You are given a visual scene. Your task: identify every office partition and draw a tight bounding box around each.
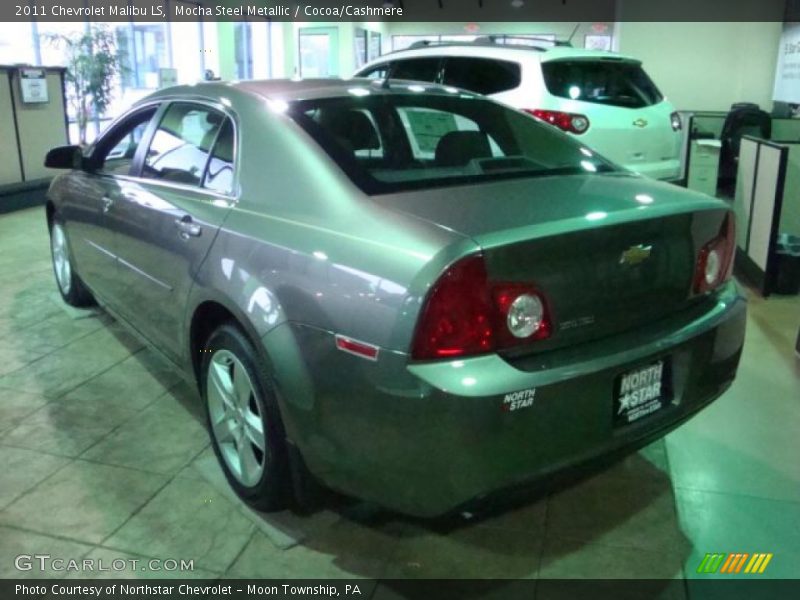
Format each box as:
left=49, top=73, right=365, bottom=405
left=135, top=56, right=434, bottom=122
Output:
left=9, top=68, right=69, bottom=182
left=0, top=73, right=22, bottom=186
left=733, top=136, right=790, bottom=296
left=0, top=65, right=68, bottom=214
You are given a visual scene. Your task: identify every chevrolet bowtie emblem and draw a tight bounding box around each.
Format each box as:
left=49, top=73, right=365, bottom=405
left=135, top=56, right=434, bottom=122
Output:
left=619, top=244, right=652, bottom=266
left=633, top=118, right=648, bottom=128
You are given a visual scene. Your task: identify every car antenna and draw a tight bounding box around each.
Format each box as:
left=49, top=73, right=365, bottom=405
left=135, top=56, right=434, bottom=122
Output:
left=566, top=24, right=580, bottom=47
left=380, top=68, right=392, bottom=90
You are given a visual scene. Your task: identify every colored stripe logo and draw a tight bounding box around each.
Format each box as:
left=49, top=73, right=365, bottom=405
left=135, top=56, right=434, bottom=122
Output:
left=697, top=552, right=773, bottom=574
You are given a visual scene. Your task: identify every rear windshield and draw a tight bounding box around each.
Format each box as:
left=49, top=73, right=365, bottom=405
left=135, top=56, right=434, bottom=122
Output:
left=542, top=60, right=664, bottom=108
left=288, top=90, right=615, bottom=195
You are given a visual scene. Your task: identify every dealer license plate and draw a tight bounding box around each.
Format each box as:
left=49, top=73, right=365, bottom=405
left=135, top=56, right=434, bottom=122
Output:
left=613, top=359, right=671, bottom=427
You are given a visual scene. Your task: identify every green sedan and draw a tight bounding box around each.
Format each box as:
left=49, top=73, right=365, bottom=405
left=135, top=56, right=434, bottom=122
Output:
left=44, top=78, right=745, bottom=516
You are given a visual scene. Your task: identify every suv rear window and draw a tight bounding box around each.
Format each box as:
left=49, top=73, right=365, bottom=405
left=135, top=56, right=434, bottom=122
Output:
left=542, top=60, right=663, bottom=108
left=442, top=57, right=521, bottom=95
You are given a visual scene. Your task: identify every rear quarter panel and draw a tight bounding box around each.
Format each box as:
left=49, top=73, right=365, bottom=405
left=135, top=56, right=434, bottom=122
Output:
left=185, top=94, right=474, bottom=358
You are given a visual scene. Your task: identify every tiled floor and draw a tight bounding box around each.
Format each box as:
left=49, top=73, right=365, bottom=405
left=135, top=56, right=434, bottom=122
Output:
left=0, top=207, right=798, bottom=592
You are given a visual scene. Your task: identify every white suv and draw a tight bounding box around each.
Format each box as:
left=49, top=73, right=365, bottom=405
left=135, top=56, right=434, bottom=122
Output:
left=354, top=39, right=682, bottom=180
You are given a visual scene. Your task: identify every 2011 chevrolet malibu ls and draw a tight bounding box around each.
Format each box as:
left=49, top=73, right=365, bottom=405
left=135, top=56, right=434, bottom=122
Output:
left=44, top=79, right=746, bottom=517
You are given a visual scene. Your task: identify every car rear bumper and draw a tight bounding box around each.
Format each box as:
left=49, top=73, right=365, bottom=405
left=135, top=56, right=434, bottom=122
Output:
left=271, top=282, right=746, bottom=517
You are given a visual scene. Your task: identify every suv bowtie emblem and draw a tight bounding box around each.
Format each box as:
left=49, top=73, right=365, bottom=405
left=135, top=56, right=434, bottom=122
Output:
left=620, top=244, right=652, bottom=266
left=633, top=118, right=648, bottom=128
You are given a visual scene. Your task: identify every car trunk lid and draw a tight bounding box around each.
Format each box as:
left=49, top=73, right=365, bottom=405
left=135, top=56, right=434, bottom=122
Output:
left=374, top=173, right=730, bottom=352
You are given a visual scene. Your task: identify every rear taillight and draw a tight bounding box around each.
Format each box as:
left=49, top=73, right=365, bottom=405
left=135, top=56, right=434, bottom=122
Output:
left=411, top=255, right=552, bottom=360
left=670, top=111, right=682, bottom=131
left=694, top=215, right=735, bottom=294
left=525, top=109, right=590, bottom=135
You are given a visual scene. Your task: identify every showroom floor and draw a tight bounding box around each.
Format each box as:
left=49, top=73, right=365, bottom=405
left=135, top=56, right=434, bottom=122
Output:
left=0, top=207, right=798, bottom=595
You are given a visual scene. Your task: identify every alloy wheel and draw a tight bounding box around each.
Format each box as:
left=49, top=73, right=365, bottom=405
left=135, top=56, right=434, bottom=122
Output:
left=51, top=223, right=72, bottom=295
left=206, top=349, right=267, bottom=487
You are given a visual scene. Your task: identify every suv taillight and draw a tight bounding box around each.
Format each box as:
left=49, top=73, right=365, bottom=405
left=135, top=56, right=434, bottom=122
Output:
left=694, top=215, right=735, bottom=294
left=670, top=111, right=682, bottom=131
left=525, top=109, right=590, bottom=135
left=411, top=255, right=552, bottom=360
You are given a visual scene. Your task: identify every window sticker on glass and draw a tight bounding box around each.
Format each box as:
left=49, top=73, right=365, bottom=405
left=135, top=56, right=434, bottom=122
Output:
left=401, top=108, right=459, bottom=156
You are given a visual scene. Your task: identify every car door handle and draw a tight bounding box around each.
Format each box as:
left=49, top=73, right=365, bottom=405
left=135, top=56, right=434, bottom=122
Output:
left=101, top=196, right=114, bottom=213
left=175, top=216, right=202, bottom=239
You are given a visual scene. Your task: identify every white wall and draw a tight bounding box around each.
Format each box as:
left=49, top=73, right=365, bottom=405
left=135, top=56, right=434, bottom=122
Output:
left=617, top=22, right=782, bottom=112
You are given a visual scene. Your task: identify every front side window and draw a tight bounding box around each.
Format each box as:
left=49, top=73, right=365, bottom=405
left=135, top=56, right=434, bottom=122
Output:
left=542, top=60, right=664, bottom=108
left=93, top=107, right=157, bottom=176
left=290, top=92, right=614, bottom=194
left=142, top=103, right=225, bottom=186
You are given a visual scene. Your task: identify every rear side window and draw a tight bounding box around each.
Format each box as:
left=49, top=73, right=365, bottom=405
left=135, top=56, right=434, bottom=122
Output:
left=142, top=103, right=225, bottom=187
left=541, top=60, right=664, bottom=108
left=392, top=58, right=441, bottom=83
left=442, top=57, right=521, bottom=95
left=203, top=120, right=235, bottom=195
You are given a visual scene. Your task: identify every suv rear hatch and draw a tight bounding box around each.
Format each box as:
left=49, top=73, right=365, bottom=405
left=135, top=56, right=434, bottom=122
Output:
left=375, top=173, right=730, bottom=354
left=539, top=57, right=680, bottom=172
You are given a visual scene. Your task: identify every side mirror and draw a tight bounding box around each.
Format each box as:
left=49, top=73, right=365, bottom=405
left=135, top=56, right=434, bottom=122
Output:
left=44, top=145, right=84, bottom=170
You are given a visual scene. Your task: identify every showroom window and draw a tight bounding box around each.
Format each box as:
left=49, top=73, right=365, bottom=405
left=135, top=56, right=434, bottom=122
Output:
left=0, top=22, right=36, bottom=64
left=36, top=22, right=90, bottom=66
left=117, top=23, right=169, bottom=89
left=391, top=35, right=449, bottom=51
left=355, top=28, right=382, bottom=68
left=232, top=20, right=272, bottom=80
left=142, top=103, right=227, bottom=188
left=299, top=27, right=339, bottom=77
left=391, top=33, right=555, bottom=51
left=234, top=22, right=254, bottom=80
left=171, top=1, right=206, bottom=84
left=493, top=34, right=556, bottom=46
left=369, top=31, right=382, bottom=62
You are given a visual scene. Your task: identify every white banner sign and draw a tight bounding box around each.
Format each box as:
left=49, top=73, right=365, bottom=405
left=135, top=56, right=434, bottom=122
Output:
left=774, top=22, right=800, bottom=103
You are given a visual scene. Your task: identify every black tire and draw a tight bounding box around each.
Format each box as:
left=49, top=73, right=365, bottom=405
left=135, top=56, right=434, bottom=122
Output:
left=201, top=323, right=291, bottom=511
left=49, top=214, right=95, bottom=307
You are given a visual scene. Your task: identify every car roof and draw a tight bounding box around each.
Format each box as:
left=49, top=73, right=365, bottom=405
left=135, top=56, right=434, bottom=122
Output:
left=360, top=43, right=639, bottom=66
left=140, top=78, right=482, bottom=106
